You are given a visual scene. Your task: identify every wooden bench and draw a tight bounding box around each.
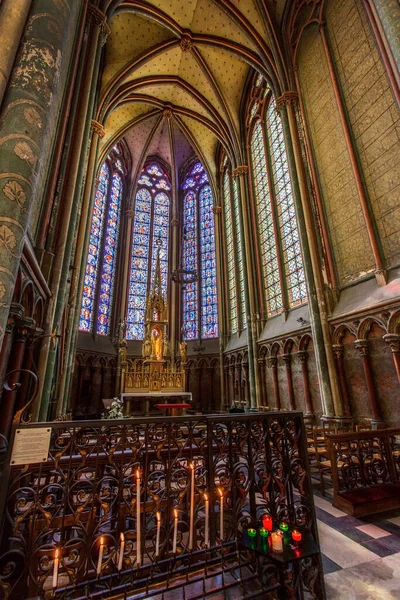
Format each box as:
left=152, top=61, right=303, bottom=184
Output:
left=327, top=428, right=400, bottom=517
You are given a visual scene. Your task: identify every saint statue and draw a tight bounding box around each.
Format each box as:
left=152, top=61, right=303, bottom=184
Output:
left=151, top=328, right=163, bottom=361
left=179, top=341, right=187, bottom=363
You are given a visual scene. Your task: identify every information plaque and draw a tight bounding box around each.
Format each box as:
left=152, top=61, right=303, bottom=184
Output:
left=10, top=427, right=52, bottom=466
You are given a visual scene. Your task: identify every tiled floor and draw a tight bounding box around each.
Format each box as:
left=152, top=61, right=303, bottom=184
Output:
left=313, top=483, right=400, bottom=599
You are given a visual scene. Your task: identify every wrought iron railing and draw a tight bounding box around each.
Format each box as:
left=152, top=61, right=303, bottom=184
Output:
left=0, top=412, right=326, bottom=599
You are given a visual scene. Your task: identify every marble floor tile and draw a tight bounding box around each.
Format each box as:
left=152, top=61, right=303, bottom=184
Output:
left=317, top=521, right=379, bottom=568
left=313, top=494, right=348, bottom=518
left=388, top=516, right=400, bottom=527
left=356, top=524, right=391, bottom=539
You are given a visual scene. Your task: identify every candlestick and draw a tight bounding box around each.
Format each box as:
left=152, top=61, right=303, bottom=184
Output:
left=52, top=548, right=59, bottom=588
left=279, top=521, right=289, bottom=533
left=259, top=528, right=269, bottom=538
left=172, top=508, right=178, bottom=553
left=262, top=514, right=273, bottom=531
left=271, top=531, right=283, bottom=553
left=292, top=529, right=302, bottom=543
left=136, top=470, right=141, bottom=565
left=204, top=494, right=209, bottom=547
left=156, top=512, right=161, bottom=557
left=117, top=532, right=125, bottom=571
left=218, top=488, right=224, bottom=541
left=97, top=537, right=104, bottom=575
left=189, top=463, right=195, bottom=550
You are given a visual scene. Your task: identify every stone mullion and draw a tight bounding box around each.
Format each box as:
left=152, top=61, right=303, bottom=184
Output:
left=0, top=0, right=80, bottom=349
left=355, top=340, right=384, bottom=425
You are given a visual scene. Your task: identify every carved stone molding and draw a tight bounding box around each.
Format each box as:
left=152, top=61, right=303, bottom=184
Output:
left=232, top=165, right=249, bottom=178
left=383, top=334, right=400, bottom=353
left=90, top=120, right=105, bottom=139
left=355, top=340, right=369, bottom=356
left=212, top=205, right=222, bottom=215
left=276, top=91, right=299, bottom=111
left=332, top=344, right=343, bottom=359
left=87, top=5, right=110, bottom=42
left=180, top=34, right=193, bottom=52
left=267, top=356, right=277, bottom=368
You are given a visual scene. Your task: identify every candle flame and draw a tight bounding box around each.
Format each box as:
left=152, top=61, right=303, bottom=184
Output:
left=204, top=493, right=208, bottom=501
left=190, top=462, right=194, bottom=470
left=100, top=536, right=104, bottom=545
left=136, top=469, right=140, bottom=479
left=55, top=548, right=59, bottom=559
left=156, top=511, right=161, bottom=522
left=218, top=488, right=223, bottom=497
left=120, top=532, right=125, bottom=542
left=174, top=508, right=178, bottom=519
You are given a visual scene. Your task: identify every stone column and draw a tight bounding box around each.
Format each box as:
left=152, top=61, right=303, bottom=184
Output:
left=383, top=334, right=400, bottom=385
left=212, top=205, right=226, bottom=411
left=268, top=356, right=281, bottom=410
left=332, top=345, right=351, bottom=416
left=242, top=360, right=249, bottom=407
left=355, top=340, right=384, bottom=425
left=282, top=354, right=296, bottom=410
left=297, top=351, right=314, bottom=416
left=0, top=303, right=24, bottom=396
left=258, top=357, right=267, bottom=407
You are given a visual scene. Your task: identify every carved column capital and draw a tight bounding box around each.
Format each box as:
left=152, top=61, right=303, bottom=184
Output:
left=268, top=356, right=277, bottom=368
left=355, top=340, right=369, bottom=356
left=232, top=165, right=249, bottom=178
left=332, top=344, right=343, bottom=359
left=171, top=218, right=179, bottom=227
left=383, top=334, right=400, bottom=353
left=282, top=353, right=292, bottom=365
left=257, top=357, right=265, bottom=365
left=90, top=120, right=105, bottom=138
left=276, top=92, right=299, bottom=111
left=212, top=205, right=222, bottom=215
left=87, top=5, right=110, bottom=42
left=296, top=350, right=308, bottom=363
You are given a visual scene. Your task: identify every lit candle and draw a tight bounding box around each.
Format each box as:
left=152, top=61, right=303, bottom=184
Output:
left=97, top=537, right=104, bottom=575
left=292, top=529, right=302, bottom=543
left=204, top=494, right=209, bottom=547
left=189, top=463, right=195, bottom=550
left=259, top=528, right=269, bottom=538
left=262, top=515, right=273, bottom=531
left=136, top=470, right=141, bottom=565
left=118, top=532, right=125, bottom=571
left=173, top=508, right=178, bottom=553
left=279, top=522, right=289, bottom=533
left=156, top=512, right=161, bottom=557
left=271, top=531, right=283, bottom=553
left=248, top=528, right=257, bottom=537
left=218, top=488, right=224, bottom=541
left=52, top=548, right=59, bottom=588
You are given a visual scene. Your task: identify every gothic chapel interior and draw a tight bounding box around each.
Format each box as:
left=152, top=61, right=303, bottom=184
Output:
left=0, top=0, right=400, bottom=598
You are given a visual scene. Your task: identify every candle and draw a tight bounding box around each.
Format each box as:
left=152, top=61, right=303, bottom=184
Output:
left=259, top=528, right=269, bottom=538
left=97, top=537, right=104, bottom=575
left=156, top=512, right=161, bottom=557
left=52, top=548, right=59, bottom=588
left=218, top=488, right=224, bottom=541
left=248, top=528, right=257, bottom=537
left=173, top=508, right=178, bottom=553
left=204, top=494, right=209, bottom=547
left=118, top=532, right=125, bottom=571
left=189, top=463, right=195, bottom=550
left=292, top=529, right=302, bottom=543
left=136, top=470, right=141, bottom=565
left=271, top=531, right=283, bottom=553
left=262, top=515, right=273, bottom=531
left=279, top=522, right=289, bottom=533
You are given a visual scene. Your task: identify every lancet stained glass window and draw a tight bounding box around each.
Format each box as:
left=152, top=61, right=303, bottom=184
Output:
left=223, top=171, right=238, bottom=334
left=181, top=161, right=219, bottom=340
left=127, top=163, right=171, bottom=340
left=232, top=178, right=247, bottom=329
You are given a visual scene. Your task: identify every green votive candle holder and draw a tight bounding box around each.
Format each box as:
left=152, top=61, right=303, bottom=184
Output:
left=279, top=522, right=289, bottom=533
left=259, top=528, right=269, bottom=537
left=248, top=528, right=257, bottom=537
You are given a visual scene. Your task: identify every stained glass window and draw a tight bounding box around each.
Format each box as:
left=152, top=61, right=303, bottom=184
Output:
left=79, top=163, right=110, bottom=332
left=232, top=177, right=247, bottom=328
left=223, top=171, right=238, bottom=334
left=96, top=173, right=122, bottom=335
left=266, top=98, right=307, bottom=306
left=181, top=161, right=218, bottom=340
left=127, top=162, right=171, bottom=340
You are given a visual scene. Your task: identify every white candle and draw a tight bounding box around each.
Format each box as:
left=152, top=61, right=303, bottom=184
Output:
left=172, top=508, right=178, bottom=553
left=52, top=548, right=59, bottom=588
left=97, top=537, right=104, bottom=575
left=136, top=470, right=141, bottom=565
left=204, top=494, right=209, bottom=547
left=156, top=511, right=161, bottom=557
left=189, top=463, right=195, bottom=550
left=271, top=530, right=283, bottom=553
left=218, top=488, right=224, bottom=541
left=118, top=532, right=125, bottom=571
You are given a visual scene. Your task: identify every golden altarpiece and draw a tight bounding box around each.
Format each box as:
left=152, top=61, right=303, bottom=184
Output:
left=122, top=242, right=187, bottom=396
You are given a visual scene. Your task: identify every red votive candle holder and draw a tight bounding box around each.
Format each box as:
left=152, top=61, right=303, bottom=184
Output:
left=292, top=530, right=302, bottom=543
left=262, top=515, right=273, bottom=531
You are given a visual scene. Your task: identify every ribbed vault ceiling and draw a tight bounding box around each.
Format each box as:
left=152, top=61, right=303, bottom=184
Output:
left=98, top=0, right=288, bottom=187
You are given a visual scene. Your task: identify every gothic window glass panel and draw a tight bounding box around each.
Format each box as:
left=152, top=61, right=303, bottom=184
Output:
left=232, top=178, right=247, bottom=328
left=266, top=99, right=307, bottom=306
left=96, top=173, right=122, bottom=334
left=251, top=121, right=283, bottom=314
left=79, top=163, right=109, bottom=331
left=199, top=185, right=218, bottom=338
left=151, top=192, right=169, bottom=291
left=182, top=190, right=198, bottom=340
left=127, top=188, right=152, bottom=340
left=223, top=172, right=238, bottom=334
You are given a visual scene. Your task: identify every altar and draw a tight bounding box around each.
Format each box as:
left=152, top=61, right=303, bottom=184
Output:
left=121, top=392, right=192, bottom=416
